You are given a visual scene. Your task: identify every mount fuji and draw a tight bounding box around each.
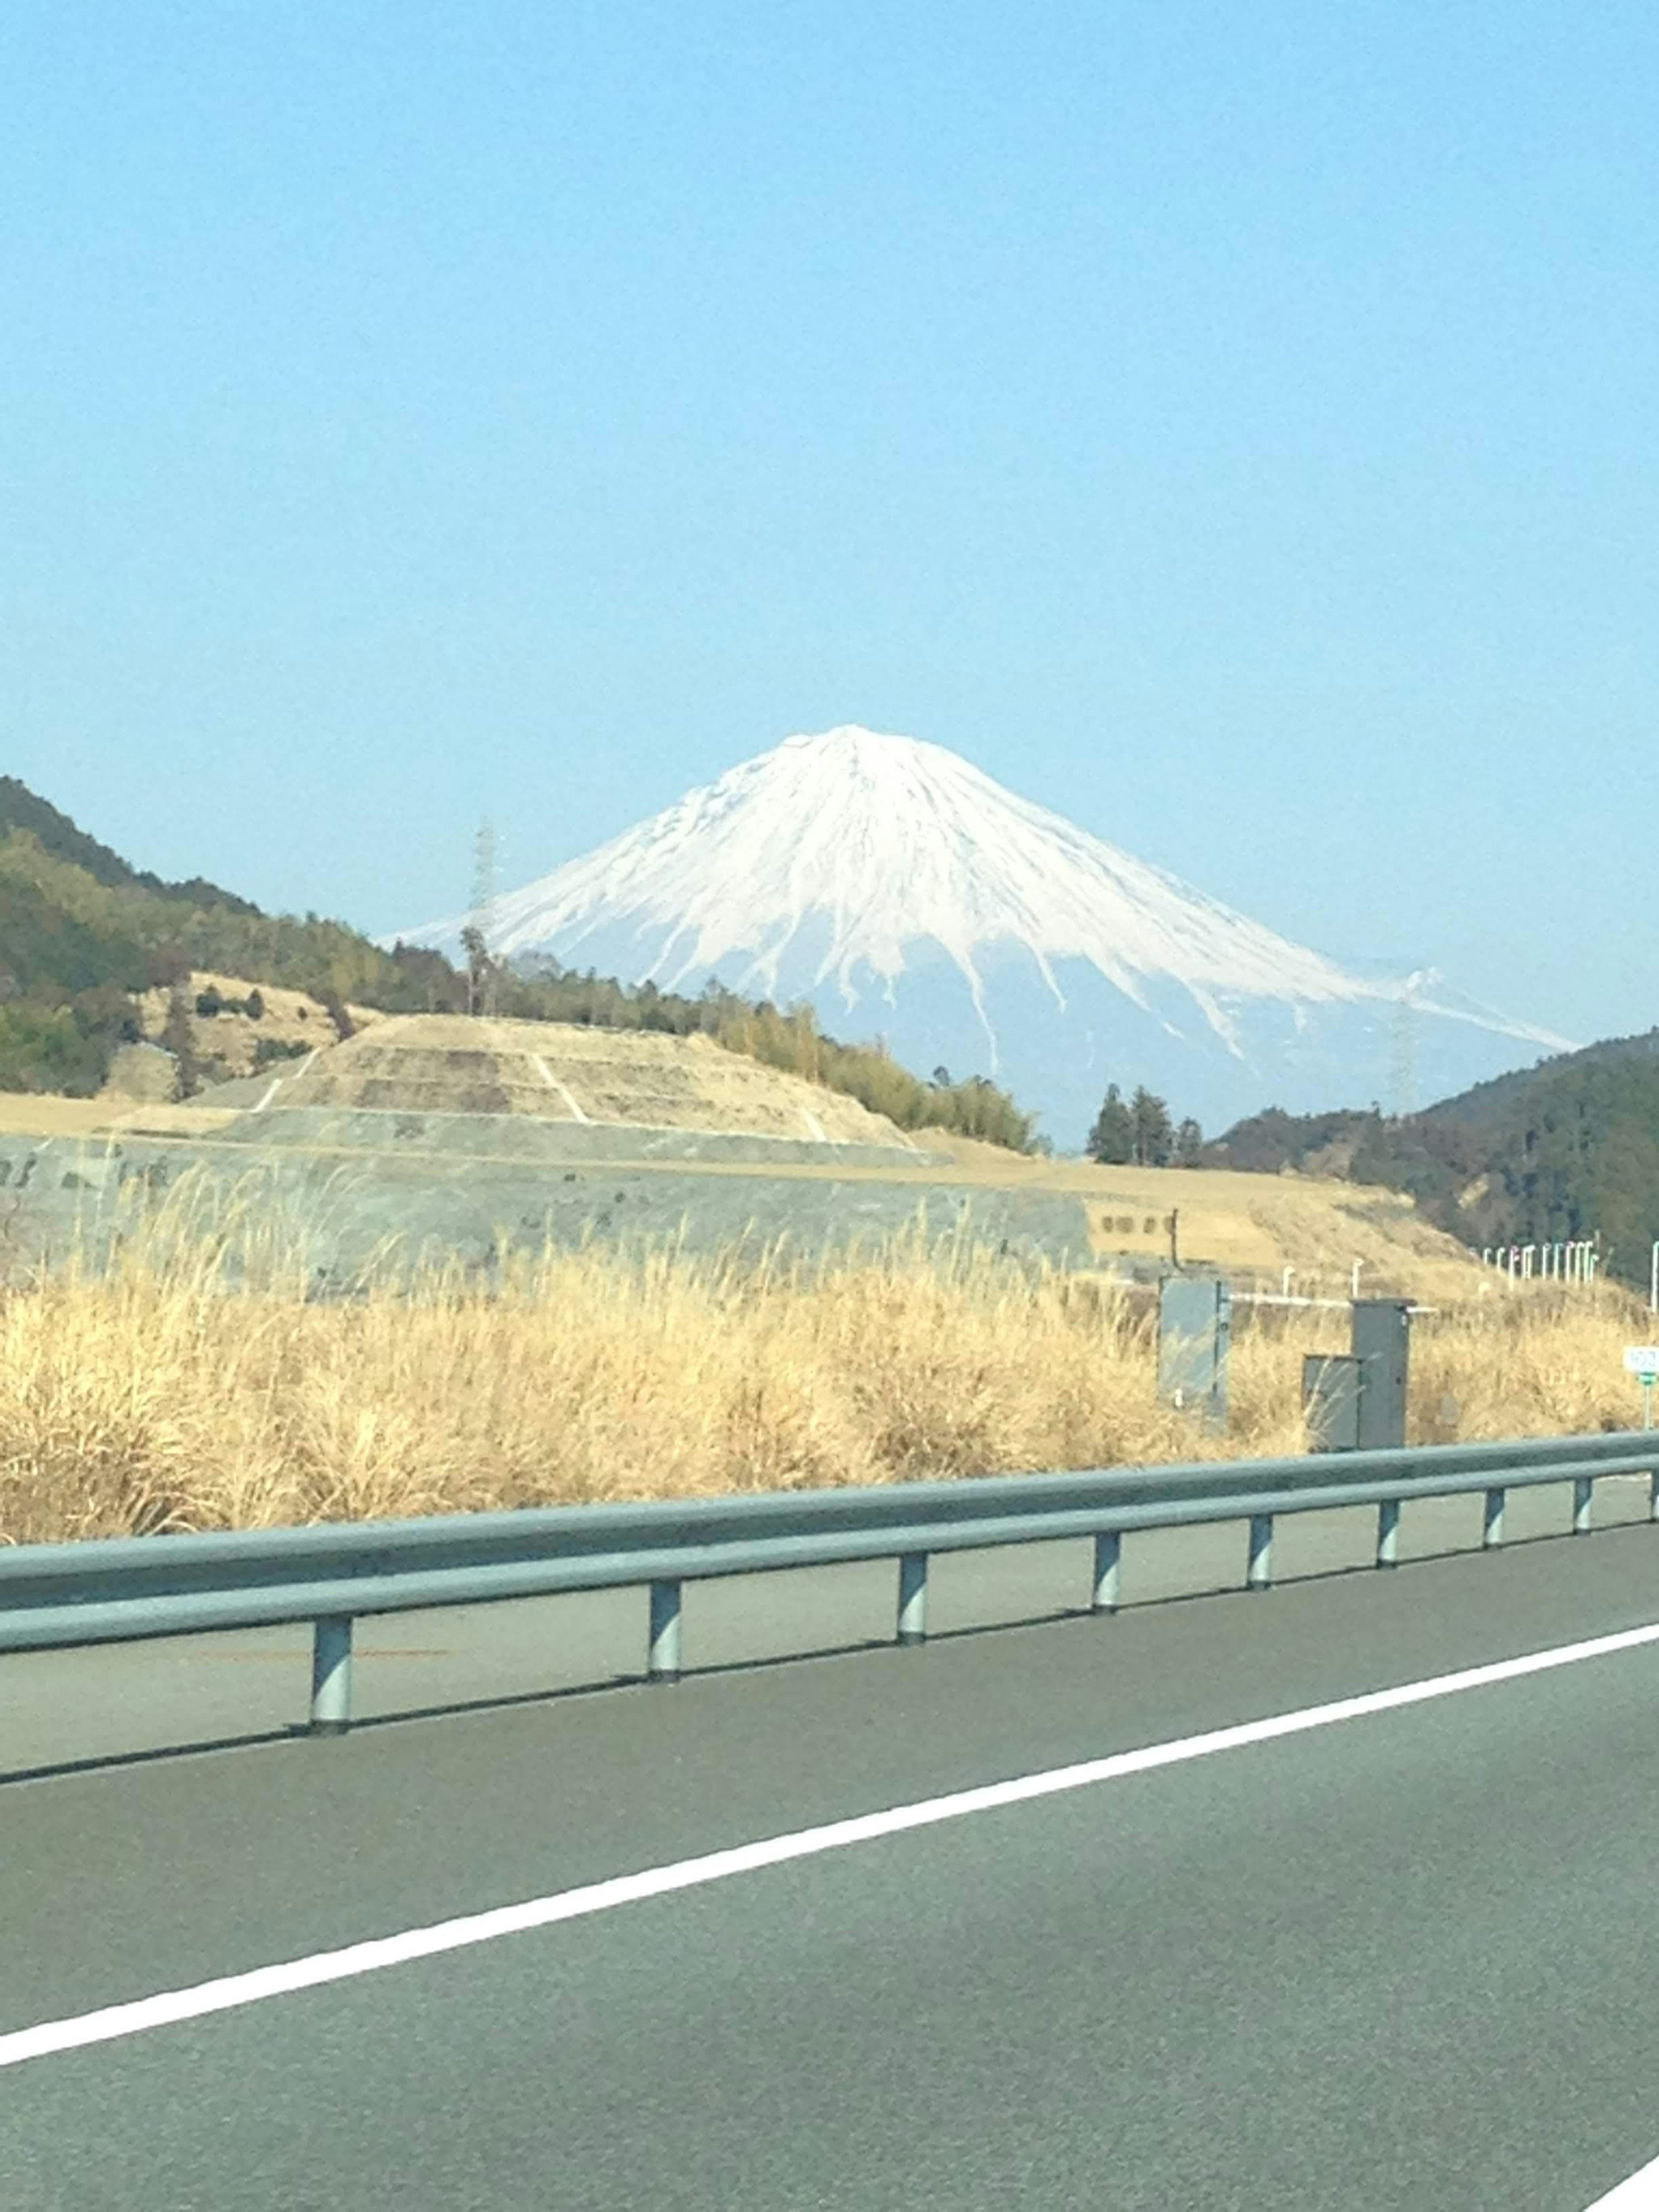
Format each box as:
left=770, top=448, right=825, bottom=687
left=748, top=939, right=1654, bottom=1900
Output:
left=394, top=726, right=1571, bottom=1145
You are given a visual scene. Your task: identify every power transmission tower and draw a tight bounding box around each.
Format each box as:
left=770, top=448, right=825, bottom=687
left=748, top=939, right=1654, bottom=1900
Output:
left=1388, top=972, right=1426, bottom=1119
left=466, top=818, right=499, bottom=1017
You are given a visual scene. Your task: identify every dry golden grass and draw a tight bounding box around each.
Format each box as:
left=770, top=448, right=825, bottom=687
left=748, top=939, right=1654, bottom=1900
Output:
left=0, top=1094, right=118, bottom=1140
left=0, top=1176, right=1646, bottom=1547
left=132, top=973, right=379, bottom=1077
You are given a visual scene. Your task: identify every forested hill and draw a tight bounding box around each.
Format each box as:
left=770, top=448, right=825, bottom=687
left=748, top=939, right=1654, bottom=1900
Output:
left=1204, top=1030, right=1659, bottom=1289
left=0, top=777, right=258, bottom=915
left=1417, top=1029, right=1659, bottom=1130
left=0, top=778, right=1037, bottom=1148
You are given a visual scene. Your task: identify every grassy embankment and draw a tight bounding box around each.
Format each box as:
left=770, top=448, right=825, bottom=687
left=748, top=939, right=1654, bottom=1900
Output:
left=0, top=1182, right=1646, bottom=1546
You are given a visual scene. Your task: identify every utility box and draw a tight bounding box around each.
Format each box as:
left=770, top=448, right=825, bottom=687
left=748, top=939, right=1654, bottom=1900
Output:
left=1303, top=1353, right=1361, bottom=1452
left=1158, top=1276, right=1230, bottom=1431
left=1352, top=1298, right=1412, bottom=1451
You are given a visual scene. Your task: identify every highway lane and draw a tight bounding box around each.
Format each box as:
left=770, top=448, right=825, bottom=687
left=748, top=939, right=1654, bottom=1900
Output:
left=8, top=1526, right=1659, bottom=2206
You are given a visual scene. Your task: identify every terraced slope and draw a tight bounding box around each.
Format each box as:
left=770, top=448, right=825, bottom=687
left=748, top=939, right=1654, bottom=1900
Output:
left=243, top=1014, right=923, bottom=1147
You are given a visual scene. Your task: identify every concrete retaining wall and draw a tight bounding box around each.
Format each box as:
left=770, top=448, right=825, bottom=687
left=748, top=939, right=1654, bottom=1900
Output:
left=0, top=1131, right=1093, bottom=1288
left=203, top=1105, right=947, bottom=1172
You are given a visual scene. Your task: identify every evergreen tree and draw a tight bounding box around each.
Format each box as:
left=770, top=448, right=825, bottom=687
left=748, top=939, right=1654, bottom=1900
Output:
left=1086, top=1083, right=1136, bottom=1164
left=1174, top=1116, right=1205, bottom=1167
left=316, top=985, right=355, bottom=1042
left=1130, top=1086, right=1174, bottom=1166
left=460, top=925, right=505, bottom=1019
left=162, top=985, right=200, bottom=1100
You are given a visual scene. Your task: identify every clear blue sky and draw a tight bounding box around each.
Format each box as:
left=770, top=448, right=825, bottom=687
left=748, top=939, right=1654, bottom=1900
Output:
left=5, top=3, right=1655, bottom=1046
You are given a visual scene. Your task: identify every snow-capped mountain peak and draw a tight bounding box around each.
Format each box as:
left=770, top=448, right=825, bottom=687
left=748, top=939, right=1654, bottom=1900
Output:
left=394, top=725, right=1570, bottom=1137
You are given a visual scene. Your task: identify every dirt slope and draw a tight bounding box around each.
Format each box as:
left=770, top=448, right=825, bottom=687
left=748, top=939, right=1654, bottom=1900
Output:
left=260, top=1014, right=925, bottom=1147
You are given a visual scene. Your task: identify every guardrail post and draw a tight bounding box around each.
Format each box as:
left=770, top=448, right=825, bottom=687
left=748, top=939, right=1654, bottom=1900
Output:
left=1091, top=1530, right=1122, bottom=1613
left=1483, top=1488, right=1505, bottom=1548
left=309, top=1615, right=353, bottom=1736
left=897, top=1552, right=929, bottom=1645
left=1375, top=1498, right=1400, bottom=1568
left=1246, top=1514, right=1273, bottom=1592
left=1573, top=1476, right=1594, bottom=1535
left=648, top=1580, right=683, bottom=1682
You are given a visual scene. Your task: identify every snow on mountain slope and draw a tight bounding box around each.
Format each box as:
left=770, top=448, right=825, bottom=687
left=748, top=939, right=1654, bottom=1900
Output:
left=393, top=727, right=1572, bottom=1141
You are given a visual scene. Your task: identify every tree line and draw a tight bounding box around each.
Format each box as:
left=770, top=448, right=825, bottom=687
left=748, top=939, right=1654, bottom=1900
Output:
left=1085, top=1082, right=1203, bottom=1167
left=465, top=945, right=1039, bottom=1151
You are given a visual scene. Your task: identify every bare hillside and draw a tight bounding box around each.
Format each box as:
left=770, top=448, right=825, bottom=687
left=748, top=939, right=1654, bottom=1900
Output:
left=258, top=1013, right=925, bottom=1147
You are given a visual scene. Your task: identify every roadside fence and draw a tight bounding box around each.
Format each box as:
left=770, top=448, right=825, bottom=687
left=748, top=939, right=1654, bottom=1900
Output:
left=3, top=1431, right=1654, bottom=1735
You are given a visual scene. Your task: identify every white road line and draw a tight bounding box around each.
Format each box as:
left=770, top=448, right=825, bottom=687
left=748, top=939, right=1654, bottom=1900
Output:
left=530, top=1056, right=589, bottom=1121
left=6, top=1617, right=1659, bottom=2074
left=1585, top=2153, right=1659, bottom=2207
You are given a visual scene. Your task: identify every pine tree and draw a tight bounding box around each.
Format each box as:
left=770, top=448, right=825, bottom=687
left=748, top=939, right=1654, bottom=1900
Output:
left=316, top=985, right=355, bottom=1042
left=1174, top=1116, right=1205, bottom=1167
left=161, top=985, right=200, bottom=1100
left=459, top=925, right=492, bottom=1019
left=1130, top=1086, right=1174, bottom=1167
left=1086, top=1083, right=1136, bottom=1164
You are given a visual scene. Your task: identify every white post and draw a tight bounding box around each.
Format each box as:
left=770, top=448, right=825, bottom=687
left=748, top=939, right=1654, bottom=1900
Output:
left=1351, top=1259, right=1365, bottom=1297
left=1281, top=1267, right=1295, bottom=1298
left=1650, top=1239, right=1658, bottom=1314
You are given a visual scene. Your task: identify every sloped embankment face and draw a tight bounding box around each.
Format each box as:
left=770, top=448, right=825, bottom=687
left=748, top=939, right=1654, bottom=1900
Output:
left=0, top=1132, right=1093, bottom=1300
left=259, top=1015, right=923, bottom=1148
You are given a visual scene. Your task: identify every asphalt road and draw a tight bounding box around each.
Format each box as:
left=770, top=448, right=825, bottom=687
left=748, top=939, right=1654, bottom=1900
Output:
left=8, top=1515, right=1659, bottom=2208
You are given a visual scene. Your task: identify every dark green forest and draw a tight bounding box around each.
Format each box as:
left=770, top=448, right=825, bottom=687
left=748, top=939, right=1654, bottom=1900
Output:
left=0, top=779, right=1036, bottom=1150
left=1203, top=1036, right=1659, bottom=1290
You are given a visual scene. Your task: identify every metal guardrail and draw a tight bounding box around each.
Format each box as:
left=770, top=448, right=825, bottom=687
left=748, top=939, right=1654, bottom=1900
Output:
left=3, top=1432, right=1654, bottom=1734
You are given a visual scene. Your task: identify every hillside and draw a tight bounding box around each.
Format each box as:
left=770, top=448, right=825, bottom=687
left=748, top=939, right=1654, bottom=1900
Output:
left=0, top=775, right=258, bottom=915
left=1420, top=1029, right=1659, bottom=1130
left=0, top=779, right=1035, bottom=1147
left=1205, top=1028, right=1659, bottom=1287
